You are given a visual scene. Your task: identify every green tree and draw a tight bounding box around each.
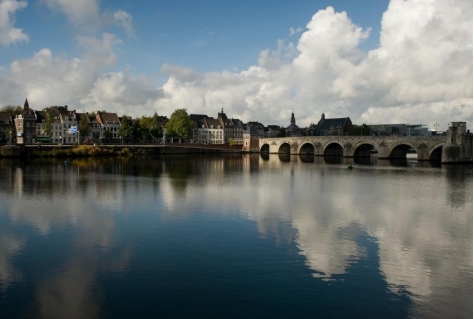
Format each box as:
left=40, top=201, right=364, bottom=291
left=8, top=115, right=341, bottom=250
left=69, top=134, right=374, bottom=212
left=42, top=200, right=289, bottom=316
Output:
left=228, top=137, right=235, bottom=150
left=140, top=117, right=152, bottom=141
left=78, top=115, right=91, bottom=142
left=119, top=116, right=133, bottom=141
left=139, top=113, right=162, bottom=141
left=1, top=105, right=23, bottom=115
left=165, top=109, right=195, bottom=142
left=131, top=118, right=141, bottom=140
left=42, top=107, right=56, bottom=137
left=149, top=112, right=162, bottom=139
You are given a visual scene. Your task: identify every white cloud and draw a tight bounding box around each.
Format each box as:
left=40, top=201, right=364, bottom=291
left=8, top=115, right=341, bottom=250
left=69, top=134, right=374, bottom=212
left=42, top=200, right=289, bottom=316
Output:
left=0, top=0, right=28, bottom=46
left=42, top=0, right=134, bottom=36
left=155, top=2, right=472, bottom=129
left=113, top=10, right=134, bottom=38
left=81, top=71, right=164, bottom=115
left=43, top=0, right=101, bottom=31
left=0, top=33, right=121, bottom=109
left=0, top=0, right=471, bottom=130
left=289, top=27, right=302, bottom=36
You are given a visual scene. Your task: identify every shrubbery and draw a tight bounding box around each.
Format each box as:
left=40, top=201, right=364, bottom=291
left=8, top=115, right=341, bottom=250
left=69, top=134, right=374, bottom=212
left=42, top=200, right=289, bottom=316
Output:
left=29, top=145, right=133, bottom=158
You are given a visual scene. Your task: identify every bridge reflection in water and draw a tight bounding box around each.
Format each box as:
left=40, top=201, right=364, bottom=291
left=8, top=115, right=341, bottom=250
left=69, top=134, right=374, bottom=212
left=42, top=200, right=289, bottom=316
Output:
left=264, top=152, right=442, bottom=168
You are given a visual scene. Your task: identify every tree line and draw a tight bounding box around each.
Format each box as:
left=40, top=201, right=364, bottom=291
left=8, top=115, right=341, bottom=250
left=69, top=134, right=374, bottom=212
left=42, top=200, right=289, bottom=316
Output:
left=0, top=106, right=196, bottom=143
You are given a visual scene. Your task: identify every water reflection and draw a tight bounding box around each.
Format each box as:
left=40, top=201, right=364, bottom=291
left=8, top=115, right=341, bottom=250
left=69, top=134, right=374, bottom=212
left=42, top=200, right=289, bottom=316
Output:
left=0, top=233, right=24, bottom=291
left=278, top=153, right=290, bottom=162
left=322, top=155, right=342, bottom=164
left=353, top=156, right=377, bottom=165
left=0, top=156, right=471, bottom=319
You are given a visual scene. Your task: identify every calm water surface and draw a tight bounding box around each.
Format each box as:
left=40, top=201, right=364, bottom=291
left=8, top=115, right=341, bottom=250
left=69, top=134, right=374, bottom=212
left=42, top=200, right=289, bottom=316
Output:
left=0, top=155, right=472, bottom=319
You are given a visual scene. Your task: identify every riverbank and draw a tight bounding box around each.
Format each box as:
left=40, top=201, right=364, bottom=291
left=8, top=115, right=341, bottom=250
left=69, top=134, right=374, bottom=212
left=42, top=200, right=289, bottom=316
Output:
left=0, top=144, right=243, bottom=158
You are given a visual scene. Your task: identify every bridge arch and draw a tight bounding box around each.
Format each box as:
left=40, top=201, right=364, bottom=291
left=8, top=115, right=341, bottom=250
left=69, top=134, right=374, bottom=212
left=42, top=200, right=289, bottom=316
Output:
left=278, top=142, right=291, bottom=154
left=260, top=144, right=270, bottom=153
left=298, top=142, right=315, bottom=155
left=428, top=143, right=444, bottom=161
left=388, top=142, right=417, bottom=159
left=323, top=142, right=344, bottom=156
left=353, top=142, right=377, bottom=157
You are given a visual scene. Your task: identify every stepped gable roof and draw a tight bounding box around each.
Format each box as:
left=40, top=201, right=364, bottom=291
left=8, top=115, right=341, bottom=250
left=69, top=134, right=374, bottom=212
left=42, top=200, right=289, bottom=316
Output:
left=0, top=112, right=13, bottom=123
left=317, top=117, right=350, bottom=131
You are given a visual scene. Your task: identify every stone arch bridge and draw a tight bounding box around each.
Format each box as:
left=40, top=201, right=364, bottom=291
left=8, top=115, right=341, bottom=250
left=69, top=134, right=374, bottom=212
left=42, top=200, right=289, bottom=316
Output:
left=259, top=136, right=447, bottom=161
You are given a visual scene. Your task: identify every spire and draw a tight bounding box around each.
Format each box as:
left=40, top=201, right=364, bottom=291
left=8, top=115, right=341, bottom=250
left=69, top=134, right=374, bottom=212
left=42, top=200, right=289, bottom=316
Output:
left=24, top=98, right=29, bottom=110
left=291, top=111, right=295, bottom=125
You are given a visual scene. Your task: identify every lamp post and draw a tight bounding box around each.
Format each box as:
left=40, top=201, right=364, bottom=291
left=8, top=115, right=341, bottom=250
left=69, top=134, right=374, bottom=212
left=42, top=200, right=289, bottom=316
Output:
left=433, top=122, right=439, bottom=133
left=9, top=129, right=12, bottom=145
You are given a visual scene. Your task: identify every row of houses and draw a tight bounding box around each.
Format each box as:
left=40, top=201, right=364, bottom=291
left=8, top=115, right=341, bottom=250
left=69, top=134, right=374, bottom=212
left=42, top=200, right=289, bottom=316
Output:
left=0, top=99, right=121, bottom=144
left=0, top=100, right=281, bottom=146
left=1, top=98, right=435, bottom=148
left=190, top=108, right=277, bottom=145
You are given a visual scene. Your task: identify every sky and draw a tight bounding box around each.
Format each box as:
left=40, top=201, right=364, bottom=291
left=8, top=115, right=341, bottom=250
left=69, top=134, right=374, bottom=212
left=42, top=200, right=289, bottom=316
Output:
left=0, top=0, right=472, bottom=130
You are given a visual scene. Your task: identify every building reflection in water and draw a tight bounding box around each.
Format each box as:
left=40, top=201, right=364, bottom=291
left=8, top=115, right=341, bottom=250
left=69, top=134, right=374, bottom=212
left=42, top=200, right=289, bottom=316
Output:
left=0, top=156, right=471, bottom=318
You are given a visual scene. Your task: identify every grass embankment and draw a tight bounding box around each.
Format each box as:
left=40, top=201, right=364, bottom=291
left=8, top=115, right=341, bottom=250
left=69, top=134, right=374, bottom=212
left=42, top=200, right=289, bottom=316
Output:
left=29, top=145, right=133, bottom=158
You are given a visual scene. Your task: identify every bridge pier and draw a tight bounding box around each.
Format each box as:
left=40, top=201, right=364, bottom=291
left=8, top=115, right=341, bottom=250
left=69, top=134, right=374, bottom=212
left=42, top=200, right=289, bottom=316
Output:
left=441, top=124, right=473, bottom=163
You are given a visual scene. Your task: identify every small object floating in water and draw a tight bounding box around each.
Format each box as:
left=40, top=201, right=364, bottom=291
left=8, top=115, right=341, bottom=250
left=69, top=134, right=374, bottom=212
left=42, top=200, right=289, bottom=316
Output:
left=348, top=163, right=353, bottom=169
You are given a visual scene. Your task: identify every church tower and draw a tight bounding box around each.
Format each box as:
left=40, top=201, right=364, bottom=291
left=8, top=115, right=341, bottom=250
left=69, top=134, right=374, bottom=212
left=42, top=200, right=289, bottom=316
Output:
left=24, top=98, right=30, bottom=111
left=290, top=111, right=296, bottom=126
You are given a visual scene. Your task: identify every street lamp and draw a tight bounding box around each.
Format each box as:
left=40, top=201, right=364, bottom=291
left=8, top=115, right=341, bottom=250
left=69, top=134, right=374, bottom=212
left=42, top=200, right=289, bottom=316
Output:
left=433, top=123, right=439, bottom=133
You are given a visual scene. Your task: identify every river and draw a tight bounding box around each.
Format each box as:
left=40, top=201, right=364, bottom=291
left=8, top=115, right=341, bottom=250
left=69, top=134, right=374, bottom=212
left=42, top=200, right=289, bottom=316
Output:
left=0, top=155, right=472, bottom=319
